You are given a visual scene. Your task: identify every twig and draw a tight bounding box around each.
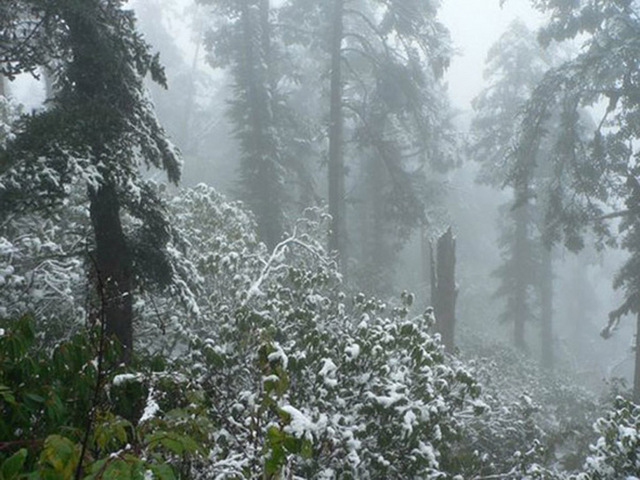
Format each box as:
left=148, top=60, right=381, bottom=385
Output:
left=0, top=438, right=43, bottom=451
left=74, top=252, right=108, bottom=480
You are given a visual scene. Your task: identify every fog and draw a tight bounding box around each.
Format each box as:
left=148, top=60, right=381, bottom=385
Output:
left=129, top=0, right=640, bottom=414
left=2, top=0, right=640, bottom=477
left=441, top=0, right=546, bottom=110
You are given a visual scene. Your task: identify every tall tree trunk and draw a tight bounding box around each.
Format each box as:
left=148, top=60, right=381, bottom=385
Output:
left=328, top=0, right=346, bottom=266
left=361, top=155, right=387, bottom=293
left=634, top=313, right=640, bottom=403
left=431, top=227, right=457, bottom=352
left=513, top=201, right=528, bottom=350
left=179, top=11, right=202, bottom=153
left=62, top=6, right=135, bottom=362
left=421, top=224, right=430, bottom=307
left=239, top=0, right=281, bottom=249
left=540, top=245, right=554, bottom=369
left=89, top=182, right=133, bottom=362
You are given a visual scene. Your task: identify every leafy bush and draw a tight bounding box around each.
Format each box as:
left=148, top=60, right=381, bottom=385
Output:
left=0, top=315, right=209, bottom=479
left=139, top=185, right=482, bottom=478
left=7, top=184, right=639, bottom=479
left=0, top=186, right=484, bottom=479
left=577, top=396, right=640, bottom=479
left=457, top=341, right=601, bottom=478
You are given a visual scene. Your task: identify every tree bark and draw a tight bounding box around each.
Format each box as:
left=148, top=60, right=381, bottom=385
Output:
left=64, top=5, right=134, bottom=361
left=540, top=245, right=554, bottom=369
left=328, top=0, right=346, bottom=266
left=634, top=313, right=640, bottom=404
left=89, top=182, right=133, bottom=362
left=239, top=0, right=281, bottom=250
left=431, top=227, right=457, bottom=352
left=513, top=201, right=528, bottom=350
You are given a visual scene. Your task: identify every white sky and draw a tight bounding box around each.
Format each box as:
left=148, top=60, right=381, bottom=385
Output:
left=440, top=0, right=545, bottom=112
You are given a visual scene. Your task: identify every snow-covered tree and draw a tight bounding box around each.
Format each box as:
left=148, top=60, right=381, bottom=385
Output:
left=0, top=0, right=181, bottom=360
left=471, top=20, right=592, bottom=364
left=518, top=0, right=640, bottom=400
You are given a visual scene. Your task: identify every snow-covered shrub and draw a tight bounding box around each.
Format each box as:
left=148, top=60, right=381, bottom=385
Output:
left=0, top=190, right=90, bottom=340
left=0, top=95, right=89, bottom=334
left=458, top=342, right=600, bottom=477
left=0, top=93, right=20, bottom=148
left=136, top=184, right=482, bottom=478
left=577, top=396, right=640, bottom=479
left=134, top=184, right=265, bottom=354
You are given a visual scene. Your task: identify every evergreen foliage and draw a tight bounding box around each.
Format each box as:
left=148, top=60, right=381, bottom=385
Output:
left=471, top=20, right=591, bottom=361
left=518, top=0, right=640, bottom=399
left=0, top=0, right=182, bottom=359
left=4, top=1, right=640, bottom=479
left=198, top=0, right=318, bottom=250
left=471, top=21, right=552, bottom=351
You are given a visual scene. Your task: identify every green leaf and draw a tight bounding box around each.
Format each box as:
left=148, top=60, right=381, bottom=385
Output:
left=264, top=446, right=285, bottom=477
left=146, top=432, right=200, bottom=456
left=283, top=435, right=300, bottom=454
left=84, top=459, right=107, bottom=480
left=102, top=458, right=137, bottom=480
left=0, top=386, right=16, bottom=405
left=266, top=425, right=284, bottom=445
left=1, top=448, right=27, bottom=480
left=149, top=463, right=176, bottom=480
left=40, top=434, right=79, bottom=478
left=301, top=439, right=313, bottom=459
left=24, top=393, right=45, bottom=404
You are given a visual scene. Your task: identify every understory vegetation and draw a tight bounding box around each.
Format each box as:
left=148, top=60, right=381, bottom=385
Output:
left=0, top=185, right=637, bottom=479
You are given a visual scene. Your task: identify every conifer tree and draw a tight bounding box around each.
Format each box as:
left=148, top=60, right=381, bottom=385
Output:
left=281, top=0, right=455, bottom=285
left=472, top=21, right=552, bottom=352
left=0, top=0, right=181, bottom=361
left=199, top=0, right=316, bottom=250
left=518, top=0, right=640, bottom=394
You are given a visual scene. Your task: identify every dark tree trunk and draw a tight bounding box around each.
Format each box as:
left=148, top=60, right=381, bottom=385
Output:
left=89, top=182, right=133, bottom=362
left=360, top=155, right=388, bottom=293
left=513, top=202, right=528, bottom=350
left=634, top=313, right=640, bottom=404
left=239, top=0, right=281, bottom=250
left=62, top=6, right=135, bottom=362
left=421, top=224, right=430, bottom=304
left=540, top=245, right=554, bottom=369
left=328, top=0, right=346, bottom=265
left=0, top=75, right=6, bottom=97
left=431, top=227, right=457, bottom=352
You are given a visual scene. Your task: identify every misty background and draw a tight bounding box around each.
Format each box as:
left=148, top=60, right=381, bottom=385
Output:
left=5, top=0, right=640, bottom=477
left=6, top=0, right=633, bottom=388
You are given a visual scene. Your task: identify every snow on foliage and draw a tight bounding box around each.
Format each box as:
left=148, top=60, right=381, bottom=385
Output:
left=2, top=179, right=636, bottom=478
left=456, top=340, right=603, bottom=478
left=136, top=184, right=482, bottom=478
left=578, top=397, right=640, bottom=480
left=0, top=187, right=89, bottom=335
